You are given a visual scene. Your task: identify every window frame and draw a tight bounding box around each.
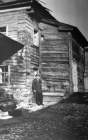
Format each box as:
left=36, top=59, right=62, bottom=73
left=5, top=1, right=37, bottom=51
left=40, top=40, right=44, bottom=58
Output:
left=0, top=65, right=10, bottom=85
left=0, top=25, right=8, bottom=36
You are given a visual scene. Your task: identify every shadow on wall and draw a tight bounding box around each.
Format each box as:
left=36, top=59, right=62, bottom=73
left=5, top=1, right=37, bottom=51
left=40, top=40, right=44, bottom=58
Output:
left=0, top=33, right=23, bottom=63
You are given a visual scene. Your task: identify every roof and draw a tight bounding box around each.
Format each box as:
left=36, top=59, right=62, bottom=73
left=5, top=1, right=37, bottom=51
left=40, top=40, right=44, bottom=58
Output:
left=0, top=0, right=32, bottom=10
left=58, top=24, right=88, bottom=47
left=0, top=33, right=23, bottom=63
left=0, top=0, right=87, bottom=47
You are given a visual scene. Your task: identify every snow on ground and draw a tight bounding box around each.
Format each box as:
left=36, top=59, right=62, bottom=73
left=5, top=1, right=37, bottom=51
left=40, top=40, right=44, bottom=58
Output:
left=0, top=102, right=57, bottom=120
left=16, top=102, right=57, bottom=112
left=0, top=110, right=12, bottom=119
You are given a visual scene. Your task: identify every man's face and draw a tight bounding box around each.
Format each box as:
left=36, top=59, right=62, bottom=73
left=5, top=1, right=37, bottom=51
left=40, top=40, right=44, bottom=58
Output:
left=34, top=71, right=37, bottom=76
left=36, top=75, right=40, bottom=79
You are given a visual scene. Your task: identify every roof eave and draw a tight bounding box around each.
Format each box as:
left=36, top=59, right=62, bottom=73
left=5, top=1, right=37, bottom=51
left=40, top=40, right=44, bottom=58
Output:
left=58, top=25, right=88, bottom=47
left=0, top=6, right=31, bottom=13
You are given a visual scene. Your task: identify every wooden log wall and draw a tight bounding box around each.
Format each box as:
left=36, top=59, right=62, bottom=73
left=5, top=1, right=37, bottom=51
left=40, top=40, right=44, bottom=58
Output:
left=39, top=23, right=70, bottom=95
left=0, top=11, right=26, bottom=93
left=0, top=9, right=39, bottom=102
left=72, top=40, right=84, bottom=92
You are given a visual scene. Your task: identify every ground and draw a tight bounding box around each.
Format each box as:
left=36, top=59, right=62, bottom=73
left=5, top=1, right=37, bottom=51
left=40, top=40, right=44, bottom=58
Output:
left=0, top=93, right=88, bottom=140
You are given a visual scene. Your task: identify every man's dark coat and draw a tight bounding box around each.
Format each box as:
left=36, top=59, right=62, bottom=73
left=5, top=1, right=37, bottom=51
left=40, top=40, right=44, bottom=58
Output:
left=32, top=78, right=43, bottom=105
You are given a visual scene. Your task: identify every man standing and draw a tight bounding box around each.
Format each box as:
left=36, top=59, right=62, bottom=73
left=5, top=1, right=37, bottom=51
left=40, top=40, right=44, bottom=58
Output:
left=32, top=73, right=43, bottom=105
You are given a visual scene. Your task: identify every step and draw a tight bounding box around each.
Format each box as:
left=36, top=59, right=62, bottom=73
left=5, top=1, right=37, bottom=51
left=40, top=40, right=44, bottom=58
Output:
left=43, top=96, right=62, bottom=103
left=43, top=92, right=64, bottom=97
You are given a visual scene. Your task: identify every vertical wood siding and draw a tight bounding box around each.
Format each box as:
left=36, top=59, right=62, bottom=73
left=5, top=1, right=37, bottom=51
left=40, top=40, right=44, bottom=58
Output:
left=84, top=49, right=88, bottom=92
left=72, top=40, right=84, bottom=92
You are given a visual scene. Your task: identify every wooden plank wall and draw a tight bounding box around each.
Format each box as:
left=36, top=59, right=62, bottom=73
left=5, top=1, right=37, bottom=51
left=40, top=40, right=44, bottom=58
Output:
left=0, top=11, right=19, bottom=40
left=39, top=23, right=70, bottom=96
left=0, top=11, right=26, bottom=91
left=72, top=40, right=84, bottom=92
left=0, top=9, right=39, bottom=103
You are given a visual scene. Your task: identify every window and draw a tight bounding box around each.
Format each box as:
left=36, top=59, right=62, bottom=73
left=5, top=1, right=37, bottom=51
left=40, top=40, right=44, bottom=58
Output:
left=0, top=26, right=8, bottom=35
left=31, top=45, right=39, bottom=66
left=0, top=65, right=10, bottom=84
left=0, top=27, right=6, bottom=33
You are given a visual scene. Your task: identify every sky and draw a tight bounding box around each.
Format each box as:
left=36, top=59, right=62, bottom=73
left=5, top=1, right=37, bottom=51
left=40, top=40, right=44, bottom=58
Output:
left=42, top=0, right=88, bottom=40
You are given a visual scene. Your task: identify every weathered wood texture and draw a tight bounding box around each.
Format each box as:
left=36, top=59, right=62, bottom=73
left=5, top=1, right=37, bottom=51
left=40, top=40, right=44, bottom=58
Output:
left=85, top=50, right=88, bottom=78
left=84, top=49, right=88, bottom=92
left=0, top=8, right=85, bottom=104
left=0, top=10, right=39, bottom=102
left=72, top=40, right=84, bottom=92
left=39, top=23, right=70, bottom=94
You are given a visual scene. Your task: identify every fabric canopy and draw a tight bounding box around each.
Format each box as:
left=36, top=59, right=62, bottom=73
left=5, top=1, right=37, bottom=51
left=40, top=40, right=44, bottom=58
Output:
left=0, top=33, right=24, bottom=63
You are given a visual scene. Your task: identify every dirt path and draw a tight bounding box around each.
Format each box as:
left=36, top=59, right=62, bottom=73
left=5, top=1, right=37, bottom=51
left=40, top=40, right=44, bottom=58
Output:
left=0, top=100, right=88, bottom=140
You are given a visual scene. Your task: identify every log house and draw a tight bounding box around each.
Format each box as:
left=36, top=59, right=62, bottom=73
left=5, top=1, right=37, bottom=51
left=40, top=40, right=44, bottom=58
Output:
left=0, top=0, right=87, bottom=104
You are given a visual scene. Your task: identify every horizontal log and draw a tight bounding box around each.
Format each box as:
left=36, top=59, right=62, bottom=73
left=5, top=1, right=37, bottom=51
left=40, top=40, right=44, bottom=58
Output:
left=40, top=51, right=68, bottom=54
left=41, top=57, right=69, bottom=61
left=40, top=58, right=69, bottom=62
left=41, top=45, right=68, bottom=51
left=40, top=64, right=69, bottom=68
left=42, top=80, right=67, bottom=85
left=42, top=76, right=69, bottom=81
left=41, top=42, right=68, bottom=47
left=41, top=62, right=69, bottom=67
left=41, top=67, right=69, bottom=72
left=41, top=71, right=69, bottom=77
left=40, top=61, right=69, bottom=65
left=41, top=39, right=68, bottom=44
left=41, top=53, right=68, bottom=57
